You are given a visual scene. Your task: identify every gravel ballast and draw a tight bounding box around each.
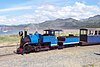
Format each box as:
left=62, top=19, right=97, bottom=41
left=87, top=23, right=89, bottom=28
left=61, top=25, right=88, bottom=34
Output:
left=0, top=45, right=100, bottom=67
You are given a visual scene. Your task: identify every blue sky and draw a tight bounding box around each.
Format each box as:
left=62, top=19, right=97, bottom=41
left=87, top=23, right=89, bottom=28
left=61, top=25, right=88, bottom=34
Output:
left=0, top=0, right=100, bottom=25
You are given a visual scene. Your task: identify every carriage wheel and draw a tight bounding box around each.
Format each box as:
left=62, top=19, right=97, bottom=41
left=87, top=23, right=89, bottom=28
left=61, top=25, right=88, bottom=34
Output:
left=22, top=45, right=32, bottom=54
left=34, top=47, right=40, bottom=52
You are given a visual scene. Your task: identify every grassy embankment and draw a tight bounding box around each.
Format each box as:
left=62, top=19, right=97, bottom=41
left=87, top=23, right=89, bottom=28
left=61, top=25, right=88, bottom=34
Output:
left=56, top=31, right=79, bottom=37
left=0, top=34, right=20, bottom=44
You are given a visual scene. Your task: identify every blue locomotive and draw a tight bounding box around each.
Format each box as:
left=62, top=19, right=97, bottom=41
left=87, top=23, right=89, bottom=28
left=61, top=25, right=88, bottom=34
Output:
left=16, top=28, right=100, bottom=54
left=17, top=29, right=79, bottom=54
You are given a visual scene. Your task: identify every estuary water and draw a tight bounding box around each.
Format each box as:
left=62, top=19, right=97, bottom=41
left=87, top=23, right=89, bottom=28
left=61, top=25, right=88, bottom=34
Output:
left=0, top=30, right=22, bottom=35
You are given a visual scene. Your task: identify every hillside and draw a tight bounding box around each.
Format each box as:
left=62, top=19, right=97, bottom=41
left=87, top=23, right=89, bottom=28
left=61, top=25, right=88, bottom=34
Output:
left=0, top=24, right=27, bottom=31
left=38, top=18, right=79, bottom=29
left=0, top=15, right=100, bottom=30
left=37, top=15, right=100, bottom=29
left=81, top=15, right=100, bottom=28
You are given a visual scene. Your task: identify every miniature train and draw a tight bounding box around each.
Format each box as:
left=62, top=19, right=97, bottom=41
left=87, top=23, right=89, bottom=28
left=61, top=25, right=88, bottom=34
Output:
left=16, top=28, right=100, bottom=55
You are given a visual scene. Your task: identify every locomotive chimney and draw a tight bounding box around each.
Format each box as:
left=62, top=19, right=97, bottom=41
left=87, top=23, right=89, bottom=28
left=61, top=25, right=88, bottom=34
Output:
left=24, top=30, right=27, bottom=37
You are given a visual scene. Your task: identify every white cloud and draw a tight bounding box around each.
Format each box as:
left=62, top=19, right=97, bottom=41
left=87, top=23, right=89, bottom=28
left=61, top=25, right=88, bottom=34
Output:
left=0, top=2, right=100, bottom=25
left=0, top=15, right=33, bottom=25
left=0, top=6, right=32, bottom=12
left=33, top=2, right=100, bottom=20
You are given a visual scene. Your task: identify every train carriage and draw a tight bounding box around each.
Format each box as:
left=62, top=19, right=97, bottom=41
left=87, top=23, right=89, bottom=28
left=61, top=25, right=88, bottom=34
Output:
left=80, top=28, right=100, bottom=45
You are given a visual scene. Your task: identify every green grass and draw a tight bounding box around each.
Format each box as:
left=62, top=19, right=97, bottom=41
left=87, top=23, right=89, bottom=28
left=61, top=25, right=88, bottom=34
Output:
left=0, top=34, right=20, bottom=44
left=55, top=32, right=79, bottom=37
left=82, top=64, right=94, bottom=67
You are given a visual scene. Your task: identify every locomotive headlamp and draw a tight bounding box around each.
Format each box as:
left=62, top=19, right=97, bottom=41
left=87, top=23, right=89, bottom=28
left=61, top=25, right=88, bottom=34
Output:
left=19, top=31, right=23, bottom=36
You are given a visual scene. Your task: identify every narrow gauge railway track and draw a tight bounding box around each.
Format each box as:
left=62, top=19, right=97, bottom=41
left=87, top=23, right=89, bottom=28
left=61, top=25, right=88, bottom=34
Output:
left=0, top=44, right=99, bottom=57
left=0, top=45, right=18, bottom=57
left=0, top=45, right=17, bottom=48
left=0, top=53, right=15, bottom=57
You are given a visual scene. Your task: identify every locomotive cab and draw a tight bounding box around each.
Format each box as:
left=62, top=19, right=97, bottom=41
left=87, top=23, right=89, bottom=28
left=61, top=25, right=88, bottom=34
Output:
left=43, top=29, right=63, bottom=48
left=43, top=29, right=55, bottom=36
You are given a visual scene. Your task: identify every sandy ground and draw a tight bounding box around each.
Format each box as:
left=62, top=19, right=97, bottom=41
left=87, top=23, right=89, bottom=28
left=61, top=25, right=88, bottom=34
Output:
left=0, top=45, right=100, bottom=67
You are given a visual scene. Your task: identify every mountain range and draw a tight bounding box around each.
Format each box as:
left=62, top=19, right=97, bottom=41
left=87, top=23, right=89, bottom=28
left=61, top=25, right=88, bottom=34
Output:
left=28, top=15, right=100, bottom=29
left=0, top=15, right=100, bottom=30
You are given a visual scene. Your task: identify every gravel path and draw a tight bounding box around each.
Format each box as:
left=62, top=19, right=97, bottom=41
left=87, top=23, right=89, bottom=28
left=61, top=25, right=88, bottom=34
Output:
left=0, top=45, right=100, bottom=67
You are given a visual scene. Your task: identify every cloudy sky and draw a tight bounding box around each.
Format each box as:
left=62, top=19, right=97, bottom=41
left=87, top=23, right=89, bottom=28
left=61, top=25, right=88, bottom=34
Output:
left=0, top=0, right=100, bottom=25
